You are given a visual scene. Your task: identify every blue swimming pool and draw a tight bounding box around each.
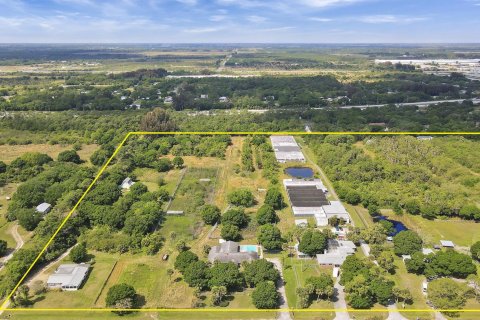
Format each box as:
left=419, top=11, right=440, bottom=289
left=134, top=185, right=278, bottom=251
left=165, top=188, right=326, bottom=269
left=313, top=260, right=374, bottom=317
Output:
left=285, top=167, right=314, bottom=178
left=240, top=245, right=258, bottom=253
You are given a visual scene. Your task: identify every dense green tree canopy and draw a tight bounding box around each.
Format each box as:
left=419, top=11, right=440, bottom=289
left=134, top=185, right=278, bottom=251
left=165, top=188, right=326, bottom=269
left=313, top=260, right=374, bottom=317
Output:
left=69, top=242, right=88, bottom=263
left=471, top=241, right=480, bottom=261
left=227, top=189, right=255, bottom=207
left=174, top=251, right=199, bottom=273
left=244, top=259, right=280, bottom=287
left=264, top=188, right=285, bottom=210
left=251, top=281, right=279, bottom=309
left=184, top=260, right=211, bottom=290
left=209, top=262, right=244, bottom=291
left=425, top=250, right=476, bottom=279
left=393, top=231, right=423, bottom=256
left=298, top=229, right=328, bottom=256
left=221, top=208, right=249, bottom=228
left=200, top=205, right=221, bottom=225
left=57, top=150, right=81, bottom=164
left=257, top=224, right=283, bottom=251
left=256, top=205, right=278, bottom=225
left=220, top=224, right=241, bottom=241
left=427, top=278, right=469, bottom=317
left=105, top=283, right=137, bottom=310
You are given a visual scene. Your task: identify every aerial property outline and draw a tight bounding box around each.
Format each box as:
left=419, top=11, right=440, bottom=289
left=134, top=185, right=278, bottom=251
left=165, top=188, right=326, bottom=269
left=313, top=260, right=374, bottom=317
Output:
left=1, top=131, right=480, bottom=315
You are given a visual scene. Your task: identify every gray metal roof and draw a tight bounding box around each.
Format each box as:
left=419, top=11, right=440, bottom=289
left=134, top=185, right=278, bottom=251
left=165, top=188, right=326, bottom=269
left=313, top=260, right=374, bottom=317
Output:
left=36, top=202, right=51, bottom=214
left=208, top=241, right=258, bottom=264
left=47, top=264, right=90, bottom=288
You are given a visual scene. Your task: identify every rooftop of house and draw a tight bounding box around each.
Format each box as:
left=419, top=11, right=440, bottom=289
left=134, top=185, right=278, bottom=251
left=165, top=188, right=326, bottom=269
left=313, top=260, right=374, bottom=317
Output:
left=36, top=202, right=51, bottom=213
left=322, top=201, right=348, bottom=215
left=316, top=239, right=357, bottom=265
left=47, top=264, right=90, bottom=288
left=208, top=241, right=258, bottom=264
left=120, top=177, right=134, bottom=188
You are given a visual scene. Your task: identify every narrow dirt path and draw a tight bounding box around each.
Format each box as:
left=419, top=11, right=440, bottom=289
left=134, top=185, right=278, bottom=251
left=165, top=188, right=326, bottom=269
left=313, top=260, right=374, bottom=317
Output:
left=300, top=143, right=339, bottom=201
left=0, top=224, right=24, bottom=268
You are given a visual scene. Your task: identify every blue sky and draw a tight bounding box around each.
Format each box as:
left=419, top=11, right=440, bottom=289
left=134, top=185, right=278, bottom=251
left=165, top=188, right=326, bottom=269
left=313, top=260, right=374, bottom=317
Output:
left=0, top=0, right=479, bottom=43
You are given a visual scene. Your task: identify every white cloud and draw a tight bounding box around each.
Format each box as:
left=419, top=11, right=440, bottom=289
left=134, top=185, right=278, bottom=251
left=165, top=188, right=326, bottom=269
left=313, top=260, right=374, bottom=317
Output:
left=246, top=15, right=267, bottom=23
left=300, top=0, right=365, bottom=8
left=309, top=17, right=333, bottom=22
left=177, top=0, right=197, bottom=5
left=260, top=26, right=295, bottom=32
left=184, top=26, right=222, bottom=33
left=210, top=15, right=227, bottom=21
left=358, top=15, right=427, bottom=24
left=216, top=0, right=266, bottom=8
left=0, top=0, right=26, bottom=12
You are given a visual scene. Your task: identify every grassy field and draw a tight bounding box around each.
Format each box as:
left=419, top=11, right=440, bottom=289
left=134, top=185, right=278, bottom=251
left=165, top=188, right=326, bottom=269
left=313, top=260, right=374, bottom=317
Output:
left=382, top=210, right=480, bottom=247
left=0, top=143, right=98, bottom=164
left=0, top=183, right=18, bottom=248
left=95, top=253, right=194, bottom=309
left=7, top=310, right=279, bottom=320
left=133, top=167, right=182, bottom=193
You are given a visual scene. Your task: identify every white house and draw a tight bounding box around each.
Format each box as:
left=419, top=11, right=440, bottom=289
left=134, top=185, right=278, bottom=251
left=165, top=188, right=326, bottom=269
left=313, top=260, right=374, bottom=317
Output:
left=120, top=177, right=134, bottom=190
left=36, top=202, right=52, bottom=215
left=47, top=264, right=90, bottom=291
left=219, top=96, right=229, bottom=103
left=316, top=239, right=357, bottom=266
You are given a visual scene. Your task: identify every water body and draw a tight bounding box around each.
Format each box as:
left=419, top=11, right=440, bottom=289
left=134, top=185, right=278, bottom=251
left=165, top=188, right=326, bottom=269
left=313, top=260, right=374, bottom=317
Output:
left=376, top=216, right=408, bottom=236
left=285, top=167, right=314, bottom=178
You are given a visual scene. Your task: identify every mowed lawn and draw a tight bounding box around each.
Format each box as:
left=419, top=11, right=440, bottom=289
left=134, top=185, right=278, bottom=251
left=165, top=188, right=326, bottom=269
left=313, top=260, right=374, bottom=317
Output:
left=8, top=310, right=278, bottom=320
left=0, top=143, right=98, bottom=164
left=282, top=257, right=335, bottom=320
left=32, top=251, right=118, bottom=309
left=96, top=253, right=195, bottom=309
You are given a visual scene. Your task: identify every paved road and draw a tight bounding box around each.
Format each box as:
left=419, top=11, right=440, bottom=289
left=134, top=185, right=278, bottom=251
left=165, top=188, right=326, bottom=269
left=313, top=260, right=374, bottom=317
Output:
left=333, top=278, right=350, bottom=320
left=266, top=258, right=292, bottom=320
left=0, top=224, right=24, bottom=269
left=330, top=98, right=480, bottom=110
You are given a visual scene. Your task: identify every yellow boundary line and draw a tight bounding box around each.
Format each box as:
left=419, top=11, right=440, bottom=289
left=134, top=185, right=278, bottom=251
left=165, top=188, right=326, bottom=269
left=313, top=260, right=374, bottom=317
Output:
left=1, top=131, right=480, bottom=314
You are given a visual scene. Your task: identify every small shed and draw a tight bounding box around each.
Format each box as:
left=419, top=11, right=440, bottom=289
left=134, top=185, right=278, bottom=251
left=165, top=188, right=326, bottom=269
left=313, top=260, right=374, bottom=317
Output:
left=440, top=240, right=455, bottom=248
left=166, top=210, right=184, bottom=216
left=401, top=255, right=412, bottom=262
left=36, top=202, right=52, bottom=215
left=422, top=248, right=434, bottom=255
